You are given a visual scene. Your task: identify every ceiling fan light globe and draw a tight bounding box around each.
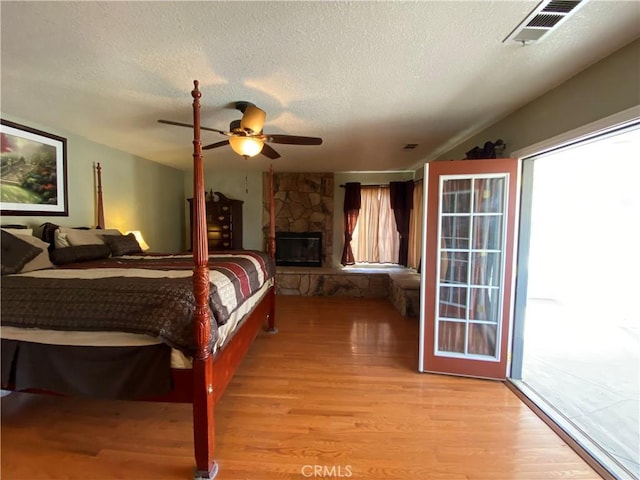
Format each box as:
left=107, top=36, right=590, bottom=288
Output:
left=229, top=136, right=264, bottom=158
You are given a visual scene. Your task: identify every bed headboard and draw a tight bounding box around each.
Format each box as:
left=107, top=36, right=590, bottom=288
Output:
left=39, top=163, right=105, bottom=251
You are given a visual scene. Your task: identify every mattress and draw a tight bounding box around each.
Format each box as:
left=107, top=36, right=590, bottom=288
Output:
left=1, top=278, right=273, bottom=369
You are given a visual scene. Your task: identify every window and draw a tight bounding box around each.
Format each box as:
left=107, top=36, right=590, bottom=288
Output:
left=351, top=186, right=399, bottom=264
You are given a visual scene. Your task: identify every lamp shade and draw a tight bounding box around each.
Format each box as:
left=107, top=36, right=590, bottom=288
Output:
left=228, top=136, right=264, bottom=158
left=125, top=230, right=150, bottom=251
left=240, top=105, right=266, bottom=134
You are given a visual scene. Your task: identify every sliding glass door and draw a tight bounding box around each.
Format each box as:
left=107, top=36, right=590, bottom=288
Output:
left=511, top=124, right=640, bottom=479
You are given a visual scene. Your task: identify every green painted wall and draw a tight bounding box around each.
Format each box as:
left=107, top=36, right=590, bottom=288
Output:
left=182, top=168, right=264, bottom=251
left=432, top=39, right=640, bottom=161
left=0, top=115, right=185, bottom=252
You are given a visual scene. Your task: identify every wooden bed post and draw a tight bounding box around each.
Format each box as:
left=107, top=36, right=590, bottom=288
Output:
left=190, top=80, right=218, bottom=480
left=267, top=164, right=278, bottom=333
left=96, top=162, right=105, bottom=229
left=268, top=164, right=276, bottom=259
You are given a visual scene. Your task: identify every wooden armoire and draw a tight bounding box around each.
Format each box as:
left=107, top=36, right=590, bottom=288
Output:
left=188, top=191, right=243, bottom=251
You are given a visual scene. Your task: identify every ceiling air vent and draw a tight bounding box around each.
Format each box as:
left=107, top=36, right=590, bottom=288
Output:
left=503, top=0, right=588, bottom=44
left=403, top=144, right=418, bottom=151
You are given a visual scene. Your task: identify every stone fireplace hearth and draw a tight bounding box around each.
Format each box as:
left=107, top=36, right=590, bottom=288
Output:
left=262, top=172, right=334, bottom=267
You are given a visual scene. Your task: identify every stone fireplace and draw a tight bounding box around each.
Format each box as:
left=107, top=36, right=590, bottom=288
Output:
left=262, top=172, right=334, bottom=267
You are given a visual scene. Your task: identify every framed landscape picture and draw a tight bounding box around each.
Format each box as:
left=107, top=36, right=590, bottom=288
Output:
left=0, top=119, right=68, bottom=216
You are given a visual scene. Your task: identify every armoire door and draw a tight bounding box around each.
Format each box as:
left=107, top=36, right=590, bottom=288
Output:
left=419, top=158, right=519, bottom=380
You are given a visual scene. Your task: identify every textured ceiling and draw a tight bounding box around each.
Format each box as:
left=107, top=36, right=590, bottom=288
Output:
left=1, top=1, right=639, bottom=173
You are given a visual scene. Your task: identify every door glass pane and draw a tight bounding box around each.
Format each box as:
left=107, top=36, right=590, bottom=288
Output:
left=468, top=323, right=498, bottom=356
left=472, top=215, right=502, bottom=250
left=442, top=179, right=471, bottom=213
left=469, top=287, right=500, bottom=322
left=474, top=178, right=505, bottom=213
left=440, top=251, right=468, bottom=284
left=438, top=321, right=466, bottom=354
left=438, top=286, right=467, bottom=319
left=436, top=174, right=506, bottom=360
left=470, top=252, right=501, bottom=286
left=441, top=216, right=470, bottom=249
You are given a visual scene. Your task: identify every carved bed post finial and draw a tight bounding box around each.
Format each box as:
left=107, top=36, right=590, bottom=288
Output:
left=96, top=162, right=105, bottom=229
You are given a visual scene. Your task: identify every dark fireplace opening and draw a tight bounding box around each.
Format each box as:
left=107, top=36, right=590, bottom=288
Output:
left=275, top=232, right=322, bottom=267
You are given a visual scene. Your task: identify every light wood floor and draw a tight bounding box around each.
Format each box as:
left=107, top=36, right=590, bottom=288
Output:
left=1, top=296, right=599, bottom=480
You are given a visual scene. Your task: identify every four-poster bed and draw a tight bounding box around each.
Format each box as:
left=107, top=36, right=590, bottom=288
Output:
left=0, top=80, right=277, bottom=480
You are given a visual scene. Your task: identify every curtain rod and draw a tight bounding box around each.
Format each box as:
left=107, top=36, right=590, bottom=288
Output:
left=339, top=183, right=389, bottom=188
left=339, top=179, right=423, bottom=188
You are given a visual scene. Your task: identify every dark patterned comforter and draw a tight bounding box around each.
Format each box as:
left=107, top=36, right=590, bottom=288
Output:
left=0, top=251, right=275, bottom=355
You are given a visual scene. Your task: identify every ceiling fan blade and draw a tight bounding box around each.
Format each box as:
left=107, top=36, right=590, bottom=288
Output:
left=260, top=143, right=281, bottom=159
left=240, top=105, right=266, bottom=134
left=203, top=140, right=230, bottom=150
left=158, top=119, right=226, bottom=135
left=265, top=134, right=323, bottom=145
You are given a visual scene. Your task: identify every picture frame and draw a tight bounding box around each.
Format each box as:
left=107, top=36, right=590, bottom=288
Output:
left=0, top=119, right=68, bottom=216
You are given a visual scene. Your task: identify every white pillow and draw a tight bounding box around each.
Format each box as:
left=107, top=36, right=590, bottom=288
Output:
left=13, top=234, right=54, bottom=273
left=1, top=227, right=34, bottom=237
left=54, top=229, right=70, bottom=249
left=60, top=227, right=122, bottom=247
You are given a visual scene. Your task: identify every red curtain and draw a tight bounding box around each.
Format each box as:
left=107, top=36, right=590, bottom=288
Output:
left=341, top=182, right=361, bottom=266
left=390, top=181, right=414, bottom=266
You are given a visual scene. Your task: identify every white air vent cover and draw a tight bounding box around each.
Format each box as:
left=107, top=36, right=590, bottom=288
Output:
left=503, top=0, right=588, bottom=44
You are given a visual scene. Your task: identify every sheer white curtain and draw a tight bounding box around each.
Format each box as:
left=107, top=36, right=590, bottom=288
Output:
left=408, top=180, right=423, bottom=269
left=351, top=187, right=399, bottom=264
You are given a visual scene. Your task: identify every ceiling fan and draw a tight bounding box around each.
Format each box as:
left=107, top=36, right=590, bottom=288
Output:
left=158, top=102, right=323, bottom=160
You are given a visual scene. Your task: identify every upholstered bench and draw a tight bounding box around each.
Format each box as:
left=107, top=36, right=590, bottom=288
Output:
left=275, top=266, right=421, bottom=317
left=388, top=270, right=421, bottom=317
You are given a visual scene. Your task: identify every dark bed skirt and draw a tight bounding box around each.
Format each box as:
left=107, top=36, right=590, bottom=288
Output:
left=1, top=339, right=173, bottom=400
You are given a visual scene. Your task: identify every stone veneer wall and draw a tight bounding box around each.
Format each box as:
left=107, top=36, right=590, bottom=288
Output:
left=275, top=267, right=420, bottom=317
left=277, top=268, right=389, bottom=298
left=262, top=172, right=334, bottom=267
